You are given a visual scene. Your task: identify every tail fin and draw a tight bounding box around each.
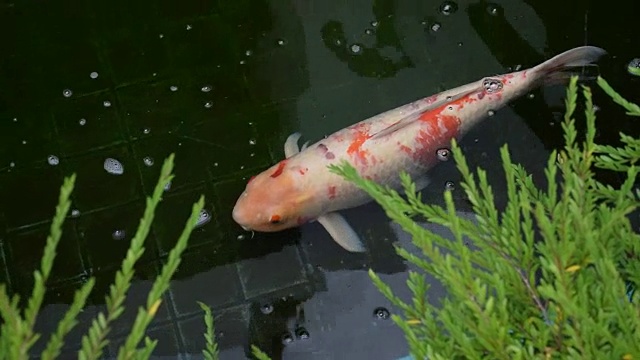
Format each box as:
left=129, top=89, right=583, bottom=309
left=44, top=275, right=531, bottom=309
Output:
left=532, top=46, right=607, bottom=84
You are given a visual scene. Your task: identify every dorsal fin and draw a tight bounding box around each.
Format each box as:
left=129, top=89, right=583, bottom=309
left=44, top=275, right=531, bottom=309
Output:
left=369, top=85, right=480, bottom=140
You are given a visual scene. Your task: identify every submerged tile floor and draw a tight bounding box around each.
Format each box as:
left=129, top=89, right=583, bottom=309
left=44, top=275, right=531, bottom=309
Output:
left=1, top=0, right=638, bottom=359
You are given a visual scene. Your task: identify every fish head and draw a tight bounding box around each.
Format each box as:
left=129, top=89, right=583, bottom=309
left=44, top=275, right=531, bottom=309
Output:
left=232, top=161, right=316, bottom=232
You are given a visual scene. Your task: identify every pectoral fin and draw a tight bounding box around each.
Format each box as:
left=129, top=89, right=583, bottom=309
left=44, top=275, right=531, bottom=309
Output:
left=284, top=132, right=302, bottom=158
left=414, top=175, right=431, bottom=192
left=316, top=212, right=366, bottom=252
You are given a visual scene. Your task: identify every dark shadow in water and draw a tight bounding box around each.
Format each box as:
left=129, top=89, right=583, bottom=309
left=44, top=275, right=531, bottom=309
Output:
left=320, top=0, right=414, bottom=78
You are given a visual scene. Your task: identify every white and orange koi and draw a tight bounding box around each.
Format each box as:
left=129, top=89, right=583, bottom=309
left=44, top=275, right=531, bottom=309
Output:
left=232, top=46, right=606, bottom=252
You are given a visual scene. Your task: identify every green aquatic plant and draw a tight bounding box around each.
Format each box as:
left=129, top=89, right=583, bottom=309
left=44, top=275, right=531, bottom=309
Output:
left=0, top=155, right=206, bottom=360
left=329, top=75, right=640, bottom=359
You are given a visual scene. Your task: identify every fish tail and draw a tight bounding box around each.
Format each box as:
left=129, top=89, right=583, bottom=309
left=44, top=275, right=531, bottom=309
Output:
left=532, top=46, right=607, bottom=85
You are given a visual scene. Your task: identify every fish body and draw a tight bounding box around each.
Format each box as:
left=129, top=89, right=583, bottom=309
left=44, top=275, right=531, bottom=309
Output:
left=232, top=46, right=606, bottom=252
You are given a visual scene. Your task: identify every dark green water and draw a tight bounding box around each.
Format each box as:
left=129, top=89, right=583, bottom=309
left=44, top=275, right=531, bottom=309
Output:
left=0, top=0, right=638, bottom=359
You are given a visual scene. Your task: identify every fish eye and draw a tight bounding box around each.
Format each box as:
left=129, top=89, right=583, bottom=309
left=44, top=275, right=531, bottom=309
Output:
left=269, top=214, right=282, bottom=224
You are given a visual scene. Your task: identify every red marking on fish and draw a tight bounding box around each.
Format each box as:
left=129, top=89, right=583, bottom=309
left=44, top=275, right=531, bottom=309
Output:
left=398, top=142, right=412, bottom=156
left=347, top=124, right=372, bottom=166
left=325, top=152, right=335, bottom=160
left=426, top=95, right=438, bottom=104
left=477, top=92, right=485, bottom=100
left=270, top=214, right=281, bottom=222
left=248, top=175, right=256, bottom=184
left=298, top=167, right=308, bottom=175
left=297, top=216, right=312, bottom=225
left=327, top=186, right=337, bottom=199
left=270, top=161, right=287, bottom=178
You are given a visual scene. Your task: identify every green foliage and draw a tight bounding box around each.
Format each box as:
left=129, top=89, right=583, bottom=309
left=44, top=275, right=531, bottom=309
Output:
left=330, top=76, right=640, bottom=359
left=0, top=155, right=207, bottom=360
left=198, top=302, right=220, bottom=360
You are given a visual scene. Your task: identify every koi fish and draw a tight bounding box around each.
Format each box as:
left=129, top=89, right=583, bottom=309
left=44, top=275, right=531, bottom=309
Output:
left=232, top=46, right=606, bottom=252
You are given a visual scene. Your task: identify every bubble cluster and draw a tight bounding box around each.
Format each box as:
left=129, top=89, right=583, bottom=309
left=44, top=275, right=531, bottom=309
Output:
left=483, top=78, right=503, bottom=93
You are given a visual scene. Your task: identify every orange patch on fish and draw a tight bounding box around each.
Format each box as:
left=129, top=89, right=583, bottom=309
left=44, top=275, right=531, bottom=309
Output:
left=270, top=160, right=287, bottom=178
left=347, top=124, right=372, bottom=167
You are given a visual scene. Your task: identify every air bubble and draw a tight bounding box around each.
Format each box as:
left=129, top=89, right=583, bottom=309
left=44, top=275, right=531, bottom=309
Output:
left=159, top=34, right=164, bottom=39
left=79, top=118, right=87, bottom=126
left=237, top=234, right=245, bottom=240
left=63, top=89, right=73, bottom=98
left=47, top=155, right=59, bottom=166
left=430, top=22, right=441, bottom=32
left=164, top=181, right=172, bottom=192
left=186, top=24, right=192, bottom=30
left=104, top=158, right=124, bottom=175
left=169, top=85, right=178, bottom=92
left=245, top=49, right=253, bottom=56
left=627, top=58, right=640, bottom=76
left=112, top=229, right=126, bottom=240
left=201, top=85, right=212, bottom=92
left=436, top=148, right=450, bottom=161
left=143, top=157, right=154, bottom=167
left=90, top=72, right=99, bottom=79
left=196, top=209, right=211, bottom=227
left=143, top=127, right=151, bottom=135
left=281, top=332, right=294, bottom=345
left=527, top=93, right=535, bottom=99
left=373, top=307, right=390, bottom=320
left=486, top=3, right=502, bottom=16
left=260, top=303, right=274, bottom=314
left=71, top=209, right=80, bottom=218
left=103, top=100, right=112, bottom=107
left=204, top=101, right=213, bottom=109
left=439, top=1, right=458, bottom=15
left=249, top=138, right=257, bottom=145
left=371, top=21, right=379, bottom=27
left=276, top=38, right=286, bottom=46
left=295, top=327, right=310, bottom=340
left=365, top=29, right=374, bottom=35
left=487, top=110, right=495, bottom=116
left=350, top=44, right=362, bottom=54
left=445, top=181, right=455, bottom=191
